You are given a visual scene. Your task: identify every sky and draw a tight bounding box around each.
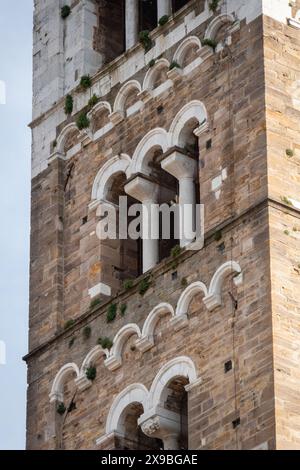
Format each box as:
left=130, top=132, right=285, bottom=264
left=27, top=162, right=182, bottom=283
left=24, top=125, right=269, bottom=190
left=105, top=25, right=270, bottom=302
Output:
left=0, top=0, right=33, bottom=450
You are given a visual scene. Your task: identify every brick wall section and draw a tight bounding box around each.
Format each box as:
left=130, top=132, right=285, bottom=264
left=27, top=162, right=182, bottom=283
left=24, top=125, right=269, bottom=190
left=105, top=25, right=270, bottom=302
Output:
left=264, top=13, right=300, bottom=450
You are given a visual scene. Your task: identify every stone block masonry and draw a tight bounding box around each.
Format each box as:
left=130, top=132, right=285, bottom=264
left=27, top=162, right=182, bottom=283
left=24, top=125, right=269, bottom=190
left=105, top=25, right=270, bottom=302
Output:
left=26, top=0, right=300, bottom=450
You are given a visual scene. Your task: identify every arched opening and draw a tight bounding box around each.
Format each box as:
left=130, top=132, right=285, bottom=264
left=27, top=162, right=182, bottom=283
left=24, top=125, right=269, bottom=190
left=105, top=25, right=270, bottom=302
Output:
left=91, top=107, right=110, bottom=134
left=162, top=377, right=189, bottom=450
left=172, top=0, right=189, bottom=14
left=143, top=146, right=179, bottom=262
left=104, top=171, right=142, bottom=284
left=139, top=1, right=158, bottom=33
left=118, top=403, right=163, bottom=450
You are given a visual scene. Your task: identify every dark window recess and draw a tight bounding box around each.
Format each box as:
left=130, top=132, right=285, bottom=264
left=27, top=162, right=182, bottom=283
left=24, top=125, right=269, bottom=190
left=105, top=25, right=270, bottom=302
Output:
left=157, top=105, right=164, bottom=114
left=68, top=401, right=77, bottom=413
left=206, top=139, right=212, bottom=150
left=172, top=271, right=178, bottom=280
left=97, top=0, right=125, bottom=64
left=224, top=360, right=233, bottom=373
left=232, top=417, right=240, bottom=429
left=217, top=242, right=225, bottom=254
left=139, top=0, right=158, bottom=32
left=82, top=216, right=88, bottom=225
left=172, top=0, right=189, bottom=13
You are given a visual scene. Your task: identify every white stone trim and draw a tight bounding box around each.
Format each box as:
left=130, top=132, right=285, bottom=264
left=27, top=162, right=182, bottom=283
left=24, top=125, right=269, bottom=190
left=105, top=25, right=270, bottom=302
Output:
left=56, top=123, right=80, bottom=156
left=148, top=356, right=198, bottom=409
left=91, top=154, right=131, bottom=202
left=137, top=303, right=174, bottom=352
left=203, top=261, right=243, bottom=311
left=129, top=128, right=169, bottom=176
left=105, top=383, right=149, bottom=435
left=113, top=80, right=142, bottom=119
left=105, top=324, right=142, bottom=372
left=173, top=35, right=202, bottom=68
left=173, top=281, right=208, bottom=328
left=49, top=363, right=80, bottom=404
left=204, top=14, right=236, bottom=41
left=169, top=100, right=208, bottom=147
left=88, top=282, right=111, bottom=298
left=143, top=59, right=170, bottom=92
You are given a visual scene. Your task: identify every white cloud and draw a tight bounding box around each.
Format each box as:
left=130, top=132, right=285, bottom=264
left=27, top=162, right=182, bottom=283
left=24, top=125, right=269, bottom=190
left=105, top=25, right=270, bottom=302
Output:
left=0, top=80, right=6, bottom=105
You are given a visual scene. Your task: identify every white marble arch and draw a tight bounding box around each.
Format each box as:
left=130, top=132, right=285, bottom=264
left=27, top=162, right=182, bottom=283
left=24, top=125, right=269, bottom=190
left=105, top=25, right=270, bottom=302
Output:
left=137, top=303, right=175, bottom=351
left=105, top=383, right=149, bottom=435
left=87, top=101, right=113, bottom=140
left=148, top=356, right=198, bottom=410
left=169, top=100, right=208, bottom=147
left=129, top=127, right=170, bottom=176
left=173, top=35, right=202, bottom=67
left=56, top=123, right=81, bottom=157
left=113, top=79, right=142, bottom=117
left=91, top=154, right=131, bottom=204
left=49, top=363, right=80, bottom=404
left=143, top=58, right=170, bottom=90
left=80, top=345, right=108, bottom=375
left=105, top=324, right=142, bottom=372
left=203, top=260, right=243, bottom=311
left=204, top=13, right=235, bottom=41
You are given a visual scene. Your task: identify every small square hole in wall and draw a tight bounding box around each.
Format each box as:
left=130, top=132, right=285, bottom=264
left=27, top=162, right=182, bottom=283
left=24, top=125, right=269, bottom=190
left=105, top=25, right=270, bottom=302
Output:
left=224, top=360, right=233, bottom=373
left=232, top=417, right=240, bottom=429
left=217, top=242, right=225, bottom=254
left=172, top=271, right=178, bottom=281
left=68, top=402, right=77, bottom=413
left=82, top=216, right=88, bottom=225
left=157, top=105, right=164, bottom=114
left=206, top=139, right=212, bottom=150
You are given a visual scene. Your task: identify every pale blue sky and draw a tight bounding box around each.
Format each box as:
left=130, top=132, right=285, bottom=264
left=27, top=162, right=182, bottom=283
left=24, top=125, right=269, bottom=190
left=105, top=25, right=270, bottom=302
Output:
left=0, top=0, right=33, bottom=449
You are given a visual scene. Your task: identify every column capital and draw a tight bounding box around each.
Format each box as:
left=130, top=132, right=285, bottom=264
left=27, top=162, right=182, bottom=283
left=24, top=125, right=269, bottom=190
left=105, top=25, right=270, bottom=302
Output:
left=138, top=406, right=181, bottom=449
left=124, top=174, right=160, bottom=203
left=161, top=149, right=197, bottom=180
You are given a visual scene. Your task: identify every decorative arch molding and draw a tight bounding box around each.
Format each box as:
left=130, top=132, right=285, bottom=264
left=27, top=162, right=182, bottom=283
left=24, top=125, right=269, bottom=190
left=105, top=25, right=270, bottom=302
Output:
left=105, top=383, right=149, bottom=435
left=112, top=80, right=142, bottom=123
left=49, top=261, right=243, bottom=402
left=173, top=35, right=202, bottom=67
left=137, top=303, right=175, bottom=352
left=49, top=363, right=79, bottom=403
left=203, top=261, right=243, bottom=311
left=129, top=128, right=170, bottom=176
left=204, top=14, right=235, bottom=41
left=148, top=356, right=198, bottom=410
left=91, top=154, right=132, bottom=203
left=105, top=324, right=142, bottom=372
left=87, top=101, right=113, bottom=140
left=56, top=123, right=81, bottom=156
left=169, top=100, right=208, bottom=147
left=172, top=281, right=208, bottom=331
left=143, top=59, right=170, bottom=91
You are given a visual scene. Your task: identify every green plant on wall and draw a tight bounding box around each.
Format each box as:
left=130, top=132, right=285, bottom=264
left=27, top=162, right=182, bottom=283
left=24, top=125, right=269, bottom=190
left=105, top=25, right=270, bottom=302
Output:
left=209, top=0, right=220, bottom=13
left=57, top=402, right=66, bottom=415
left=123, top=279, right=134, bottom=291
left=86, top=366, right=97, bottom=381
left=76, top=113, right=90, bottom=130
left=80, top=75, right=92, bottom=89
left=138, top=276, right=152, bottom=296
left=107, top=303, right=117, bottom=323
left=88, top=94, right=99, bottom=108
left=120, top=304, right=127, bottom=317
left=64, top=94, right=73, bottom=115
left=98, top=337, right=113, bottom=350
left=158, top=15, right=169, bottom=26
left=201, top=38, right=217, bottom=51
left=90, top=298, right=101, bottom=309
left=139, top=30, right=153, bottom=52
left=169, top=61, right=181, bottom=71
left=64, top=319, right=75, bottom=330
left=83, top=326, right=91, bottom=340
left=61, top=5, right=71, bottom=19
